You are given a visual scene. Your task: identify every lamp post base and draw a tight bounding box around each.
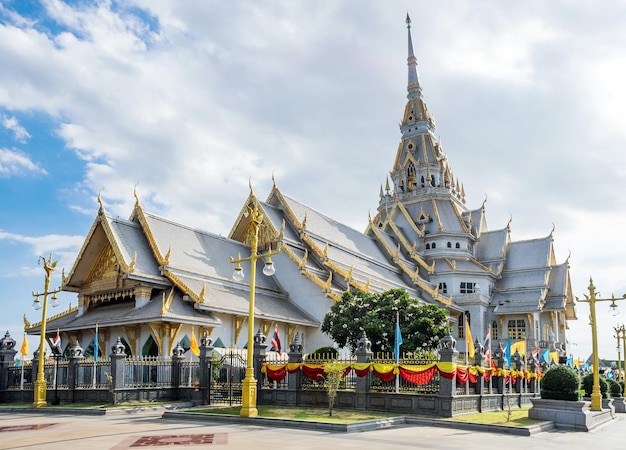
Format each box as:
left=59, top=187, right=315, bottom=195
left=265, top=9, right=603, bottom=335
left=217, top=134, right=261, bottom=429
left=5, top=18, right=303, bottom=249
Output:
left=240, top=377, right=258, bottom=417
left=32, top=379, right=47, bottom=408
left=590, top=392, right=602, bottom=411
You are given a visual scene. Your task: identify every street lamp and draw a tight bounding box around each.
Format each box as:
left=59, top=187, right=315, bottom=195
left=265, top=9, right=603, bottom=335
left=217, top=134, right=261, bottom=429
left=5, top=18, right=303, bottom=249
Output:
left=614, top=325, right=624, bottom=382
left=31, top=254, right=62, bottom=408
left=616, top=324, right=626, bottom=383
left=230, top=199, right=280, bottom=417
left=576, top=278, right=626, bottom=411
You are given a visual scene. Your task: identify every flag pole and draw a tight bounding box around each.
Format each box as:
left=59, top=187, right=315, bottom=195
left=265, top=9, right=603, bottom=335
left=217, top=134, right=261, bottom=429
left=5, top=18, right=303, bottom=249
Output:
left=188, top=328, right=194, bottom=386
left=92, top=323, right=98, bottom=388
left=395, top=312, right=400, bottom=394
left=20, top=353, right=25, bottom=390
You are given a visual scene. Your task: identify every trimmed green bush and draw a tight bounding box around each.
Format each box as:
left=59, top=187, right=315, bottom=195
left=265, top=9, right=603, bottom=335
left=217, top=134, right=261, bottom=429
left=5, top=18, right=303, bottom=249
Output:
left=305, top=346, right=339, bottom=361
left=607, top=378, right=623, bottom=397
left=540, top=365, right=581, bottom=401
left=581, top=373, right=610, bottom=398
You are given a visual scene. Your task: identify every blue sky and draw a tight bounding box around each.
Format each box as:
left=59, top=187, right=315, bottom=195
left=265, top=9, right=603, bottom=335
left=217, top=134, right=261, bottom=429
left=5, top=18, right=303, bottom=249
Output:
left=2, top=0, right=626, bottom=361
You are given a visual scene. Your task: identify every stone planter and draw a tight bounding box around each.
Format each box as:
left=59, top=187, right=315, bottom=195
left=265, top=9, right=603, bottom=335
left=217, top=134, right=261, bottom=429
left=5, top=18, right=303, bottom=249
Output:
left=529, top=398, right=611, bottom=431
left=602, top=398, right=615, bottom=418
left=611, top=397, right=626, bottom=413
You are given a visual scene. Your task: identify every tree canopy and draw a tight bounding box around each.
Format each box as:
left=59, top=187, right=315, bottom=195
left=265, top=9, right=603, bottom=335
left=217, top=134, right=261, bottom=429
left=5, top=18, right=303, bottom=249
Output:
left=321, top=288, right=449, bottom=354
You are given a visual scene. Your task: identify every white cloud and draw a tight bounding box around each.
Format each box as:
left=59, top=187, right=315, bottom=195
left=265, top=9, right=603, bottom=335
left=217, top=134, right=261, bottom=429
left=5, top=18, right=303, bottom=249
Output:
left=0, top=148, right=46, bottom=176
left=1, top=114, right=31, bottom=142
left=2, top=1, right=626, bottom=360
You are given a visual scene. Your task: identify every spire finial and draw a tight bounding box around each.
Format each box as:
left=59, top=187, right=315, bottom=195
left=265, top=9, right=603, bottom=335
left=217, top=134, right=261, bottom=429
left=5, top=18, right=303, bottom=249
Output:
left=406, top=13, right=421, bottom=97
left=133, top=183, right=139, bottom=205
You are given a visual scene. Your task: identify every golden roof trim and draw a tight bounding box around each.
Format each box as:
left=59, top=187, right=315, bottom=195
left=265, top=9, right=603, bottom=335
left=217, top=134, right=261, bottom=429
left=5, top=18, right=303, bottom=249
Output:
left=451, top=202, right=472, bottom=234
left=27, top=305, right=79, bottom=331
left=431, top=199, right=444, bottom=232
left=132, top=201, right=167, bottom=267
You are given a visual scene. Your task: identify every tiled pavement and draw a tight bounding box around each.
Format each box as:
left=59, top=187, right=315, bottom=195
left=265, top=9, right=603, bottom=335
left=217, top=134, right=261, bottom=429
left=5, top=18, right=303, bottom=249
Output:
left=0, top=408, right=623, bottom=450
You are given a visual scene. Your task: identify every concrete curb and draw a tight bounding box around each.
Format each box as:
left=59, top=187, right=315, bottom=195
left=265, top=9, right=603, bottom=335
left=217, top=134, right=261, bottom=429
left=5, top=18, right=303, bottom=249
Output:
left=161, top=411, right=551, bottom=435
left=0, top=403, right=192, bottom=416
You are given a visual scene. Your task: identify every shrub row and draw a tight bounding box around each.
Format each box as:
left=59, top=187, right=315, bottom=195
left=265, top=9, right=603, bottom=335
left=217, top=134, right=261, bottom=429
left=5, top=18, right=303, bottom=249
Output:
left=541, top=365, right=624, bottom=401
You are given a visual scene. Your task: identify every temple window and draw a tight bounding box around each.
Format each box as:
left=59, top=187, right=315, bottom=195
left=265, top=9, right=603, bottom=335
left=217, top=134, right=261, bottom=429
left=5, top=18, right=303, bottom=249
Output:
left=425, top=243, right=430, bottom=250
left=455, top=242, right=460, bottom=249
left=460, top=282, right=476, bottom=294
left=492, top=321, right=499, bottom=340
left=446, top=242, right=451, bottom=248
left=458, top=313, right=465, bottom=339
left=431, top=242, right=436, bottom=249
left=507, top=319, right=527, bottom=340
left=438, top=282, right=447, bottom=294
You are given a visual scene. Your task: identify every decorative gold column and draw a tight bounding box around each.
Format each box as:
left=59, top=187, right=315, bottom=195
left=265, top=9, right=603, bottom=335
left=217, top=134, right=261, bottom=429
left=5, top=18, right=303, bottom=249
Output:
left=576, top=278, right=625, bottom=411
left=230, top=199, right=280, bottom=417
left=31, top=255, right=62, bottom=408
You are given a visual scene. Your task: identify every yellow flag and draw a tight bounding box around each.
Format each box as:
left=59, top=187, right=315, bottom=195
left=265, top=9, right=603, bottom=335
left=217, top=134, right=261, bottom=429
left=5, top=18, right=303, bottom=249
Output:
left=465, top=322, right=475, bottom=358
left=510, top=340, right=526, bottom=357
left=549, top=351, right=559, bottom=364
left=190, top=328, right=200, bottom=356
left=20, top=334, right=29, bottom=356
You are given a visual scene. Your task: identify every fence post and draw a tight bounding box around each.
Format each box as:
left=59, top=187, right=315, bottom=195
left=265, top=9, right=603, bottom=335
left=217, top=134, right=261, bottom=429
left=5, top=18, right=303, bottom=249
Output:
left=253, top=328, right=267, bottom=393
left=473, top=337, right=485, bottom=396
left=438, top=333, right=458, bottom=397
left=0, top=332, right=17, bottom=397
left=171, top=343, right=185, bottom=400
left=512, top=350, right=523, bottom=395
left=492, top=344, right=506, bottom=395
left=527, top=354, right=537, bottom=393
left=355, top=332, right=372, bottom=393
left=67, top=342, right=83, bottom=403
left=288, top=333, right=303, bottom=391
left=199, top=332, right=214, bottom=405
left=110, top=337, right=126, bottom=404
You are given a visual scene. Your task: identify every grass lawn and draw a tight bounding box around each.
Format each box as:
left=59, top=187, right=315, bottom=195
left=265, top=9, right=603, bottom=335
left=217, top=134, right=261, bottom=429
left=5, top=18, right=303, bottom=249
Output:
left=443, top=406, right=541, bottom=426
left=192, top=406, right=399, bottom=423
left=192, top=405, right=541, bottom=426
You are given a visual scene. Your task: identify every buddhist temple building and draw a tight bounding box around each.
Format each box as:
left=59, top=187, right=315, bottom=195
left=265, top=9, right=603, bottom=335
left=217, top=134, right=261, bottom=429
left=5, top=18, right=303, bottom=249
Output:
left=25, top=15, right=576, bottom=361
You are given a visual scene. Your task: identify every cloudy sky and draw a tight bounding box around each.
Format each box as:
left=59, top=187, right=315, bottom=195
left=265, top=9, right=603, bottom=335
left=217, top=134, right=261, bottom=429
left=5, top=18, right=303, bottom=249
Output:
left=2, top=0, right=626, bottom=362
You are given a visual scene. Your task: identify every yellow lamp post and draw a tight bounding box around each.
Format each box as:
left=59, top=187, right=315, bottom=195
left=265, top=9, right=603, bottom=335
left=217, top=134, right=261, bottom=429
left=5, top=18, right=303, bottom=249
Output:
left=31, top=254, right=62, bottom=408
left=576, top=278, right=626, bottom=411
left=614, top=325, right=623, bottom=382
left=617, top=324, right=626, bottom=382
left=230, top=199, right=280, bottom=417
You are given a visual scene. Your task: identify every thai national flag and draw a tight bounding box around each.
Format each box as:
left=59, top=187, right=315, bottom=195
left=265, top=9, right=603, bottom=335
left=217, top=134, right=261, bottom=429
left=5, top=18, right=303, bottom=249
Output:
left=52, top=330, right=61, bottom=351
left=271, top=324, right=282, bottom=355
left=483, top=328, right=491, bottom=366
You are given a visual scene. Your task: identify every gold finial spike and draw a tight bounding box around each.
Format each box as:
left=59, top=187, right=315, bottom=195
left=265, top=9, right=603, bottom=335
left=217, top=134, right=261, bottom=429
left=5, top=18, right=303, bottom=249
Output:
left=23, top=314, right=31, bottom=329
left=279, top=219, right=285, bottom=239
left=301, top=213, right=307, bottom=230
left=481, top=194, right=488, bottom=209
left=163, top=246, right=171, bottom=266
left=249, top=177, right=254, bottom=197
left=129, top=252, right=137, bottom=272
left=550, top=223, right=556, bottom=237
left=272, top=171, right=277, bottom=189
left=97, top=188, right=104, bottom=211
left=133, top=183, right=140, bottom=205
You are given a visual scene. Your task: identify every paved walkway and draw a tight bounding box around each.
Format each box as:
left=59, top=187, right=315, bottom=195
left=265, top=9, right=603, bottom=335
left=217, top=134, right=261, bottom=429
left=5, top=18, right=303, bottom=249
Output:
left=0, top=409, right=623, bottom=449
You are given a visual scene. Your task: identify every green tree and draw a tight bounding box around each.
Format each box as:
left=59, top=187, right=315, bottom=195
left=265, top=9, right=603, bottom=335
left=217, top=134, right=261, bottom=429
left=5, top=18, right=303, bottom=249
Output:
left=321, top=288, right=449, bottom=354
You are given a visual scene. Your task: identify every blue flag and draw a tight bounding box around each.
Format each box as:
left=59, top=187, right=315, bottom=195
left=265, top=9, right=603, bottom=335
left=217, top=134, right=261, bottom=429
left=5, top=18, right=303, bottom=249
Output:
left=504, top=337, right=512, bottom=366
left=542, top=348, right=550, bottom=364
left=94, top=324, right=99, bottom=362
left=394, top=314, right=403, bottom=363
